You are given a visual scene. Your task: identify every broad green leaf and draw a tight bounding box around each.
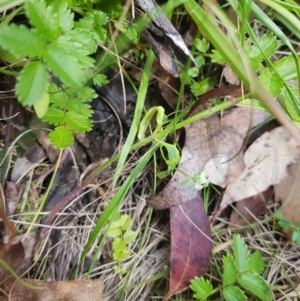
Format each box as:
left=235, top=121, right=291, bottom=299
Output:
left=123, top=230, right=137, bottom=244
left=48, top=83, right=69, bottom=108
left=273, top=54, right=300, bottom=80
left=16, top=61, right=49, bottom=106
left=190, top=277, right=213, bottom=300
left=247, top=251, right=264, bottom=274
left=93, top=74, right=109, bottom=86
left=188, top=67, right=199, bottom=78
left=34, top=92, right=49, bottom=118
left=249, top=33, right=278, bottom=62
left=48, top=1, right=74, bottom=33
left=292, top=231, right=300, bottom=246
left=259, top=69, right=283, bottom=97
left=65, top=111, right=92, bottom=132
left=118, top=214, right=131, bottom=231
left=223, top=285, right=247, bottom=301
left=278, top=219, right=293, bottom=229
left=138, top=106, right=165, bottom=140
left=233, top=234, right=249, bottom=274
left=77, top=87, right=97, bottom=101
left=222, top=254, right=237, bottom=285
left=49, top=126, right=74, bottom=148
left=0, top=24, right=46, bottom=58
left=284, top=84, right=300, bottom=121
left=43, top=107, right=65, bottom=125
left=113, top=248, right=130, bottom=261
left=44, top=42, right=85, bottom=87
left=237, top=272, right=273, bottom=301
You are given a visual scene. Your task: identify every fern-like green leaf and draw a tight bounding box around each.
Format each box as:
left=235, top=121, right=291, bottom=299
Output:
left=16, top=61, right=49, bottom=106
left=0, top=24, right=46, bottom=58
left=49, top=126, right=74, bottom=148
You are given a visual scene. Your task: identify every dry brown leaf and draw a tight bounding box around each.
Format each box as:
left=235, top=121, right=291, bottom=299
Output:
left=274, top=158, right=300, bottom=235
left=219, top=126, right=300, bottom=213
left=1, top=278, right=103, bottom=301
left=149, top=107, right=270, bottom=209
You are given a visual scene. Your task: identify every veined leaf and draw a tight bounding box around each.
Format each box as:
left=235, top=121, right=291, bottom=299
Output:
left=49, top=126, right=73, bottom=149
left=233, top=234, right=249, bottom=274
left=93, top=74, right=109, bottom=86
left=16, top=61, right=49, bottom=106
left=48, top=83, right=69, bottom=108
left=237, top=272, right=273, bottom=301
left=223, top=285, right=247, bottom=301
left=0, top=24, right=46, bottom=58
left=273, top=54, right=300, bottom=80
left=284, top=84, right=300, bottom=122
left=43, top=106, right=65, bottom=125
left=222, top=254, right=237, bottom=285
left=67, top=100, right=93, bottom=116
left=259, top=69, right=283, bottom=97
left=247, top=251, right=264, bottom=274
left=65, top=111, right=92, bottom=132
left=190, top=277, right=213, bottom=300
left=77, top=87, right=97, bottom=101
left=44, top=42, right=85, bottom=87
left=118, top=214, right=131, bottom=231
left=123, top=230, right=136, bottom=244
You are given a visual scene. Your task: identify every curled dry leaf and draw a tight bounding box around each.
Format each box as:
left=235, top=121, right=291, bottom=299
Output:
left=274, top=158, right=300, bottom=237
left=149, top=106, right=270, bottom=209
left=219, top=126, right=300, bottom=214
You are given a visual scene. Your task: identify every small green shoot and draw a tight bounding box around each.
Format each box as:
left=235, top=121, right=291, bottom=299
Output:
left=275, top=211, right=300, bottom=245
left=180, top=168, right=209, bottom=190
left=190, top=234, right=273, bottom=301
left=106, top=213, right=137, bottom=276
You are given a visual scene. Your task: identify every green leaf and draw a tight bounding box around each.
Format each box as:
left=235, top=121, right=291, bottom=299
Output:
left=34, top=92, right=49, bottom=118
left=233, top=234, right=249, bottom=274
left=188, top=67, right=199, bottom=78
left=77, top=87, right=97, bottom=101
left=292, top=231, right=300, bottom=246
left=65, top=111, right=92, bottom=132
left=237, top=272, right=273, bottom=301
left=113, top=248, right=130, bottom=261
left=195, top=38, right=210, bottom=53
left=222, top=254, right=237, bottom=285
left=118, top=214, right=131, bottom=231
left=190, top=277, right=213, bottom=300
left=278, top=219, right=293, bottom=228
left=247, top=251, right=264, bottom=274
left=16, top=61, right=49, bottom=106
left=48, top=83, right=69, bottom=108
left=67, top=100, right=93, bottom=116
left=138, top=106, right=165, bottom=140
left=161, top=142, right=180, bottom=171
left=191, top=77, right=215, bottom=96
left=43, top=107, right=65, bottom=125
left=249, top=33, right=278, bottom=62
left=44, top=41, right=85, bottom=87
left=210, top=49, right=226, bottom=64
left=49, top=126, right=74, bottom=149
left=0, top=24, right=46, bottom=58
left=222, top=285, right=247, bottom=301
left=93, top=74, right=109, bottom=86
left=259, top=69, right=283, bottom=97
left=273, top=54, right=300, bottom=80
left=284, top=84, right=300, bottom=122
left=123, top=230, right=137, bottom=244
left=107, top=221, right=122, bottom=238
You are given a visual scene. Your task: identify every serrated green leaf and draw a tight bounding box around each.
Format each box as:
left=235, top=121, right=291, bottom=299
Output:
left=237, top=272, right=273, bottom=301
left=67, top=100, right=93, bottom=116
left=93, top=74, right=109, bottom=86
left=191, top=78, right=215, bottom=96
left=48, top=83, right=69, bottom=108
left=43, top=107, right=65, bottom=125
left=247, top=251, right=264, bottom=274
left=49, top=126, right=74, bottom=148
left=44, top=41, right=85, bottom=87
left=222, top=254, right=237, bottom=285
left=259, top=69, right=283, bottom=97
left=123, top=230, right=137, bottom=244
left=273, top=54, right=300, bottom=80
left=113, top=248, right=130, bottom=261
left=190, top=277, right=213, bottom=300
left=284, top=85, right=300, bottom=121
left=233, top=234, right=249, bottom=274
left=112, top=238, right=125, bottom=252
left=195, top=38, right=209, bottom=53
left=34, top=92, right=49, bottom=118
left=65, top=111, right=92, bottom=132
left=77, top=87, right=97, bottom=101
left=249, top=33, right=278, bottom=62
left=16, top=61, right=49, bottom=106
left=0, top=24, right=46, bottom=58
left=107, top=221, right=122, bottom=238
left=210, top=49, right=226, bottom=64
left=118, top=214, right=131, bottom=231
left=222, top=285, right=247, bottom=301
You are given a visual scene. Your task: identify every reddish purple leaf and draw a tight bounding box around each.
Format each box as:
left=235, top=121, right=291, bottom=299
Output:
left=165, top=197, right=212, bottom=299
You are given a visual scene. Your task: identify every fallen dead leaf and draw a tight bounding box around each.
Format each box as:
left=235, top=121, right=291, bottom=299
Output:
left=274, top=158, right=300, bottom=237
left=165, top=197, right=211, bottom=300
left=218, top=126, right=300, bottom=215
